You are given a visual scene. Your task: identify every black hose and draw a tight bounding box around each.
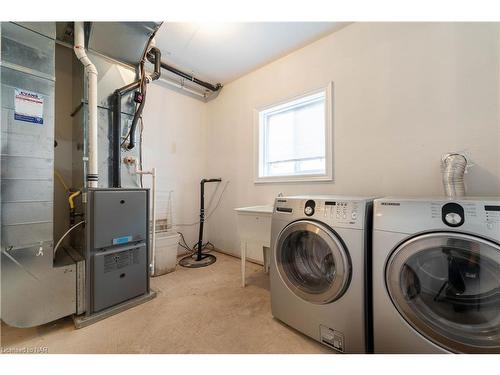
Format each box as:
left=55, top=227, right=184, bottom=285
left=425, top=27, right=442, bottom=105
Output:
left=127, top=91, right=146, bottom=150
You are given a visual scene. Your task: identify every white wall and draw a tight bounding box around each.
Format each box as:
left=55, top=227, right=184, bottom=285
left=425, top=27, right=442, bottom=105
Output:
left=142, top=80, right=208, bottom=251
left=205, top=22, right=500, bottom=260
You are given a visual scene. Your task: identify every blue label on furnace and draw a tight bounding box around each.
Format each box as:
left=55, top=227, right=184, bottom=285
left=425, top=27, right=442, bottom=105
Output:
left=113, top=236, right=132, bottom=245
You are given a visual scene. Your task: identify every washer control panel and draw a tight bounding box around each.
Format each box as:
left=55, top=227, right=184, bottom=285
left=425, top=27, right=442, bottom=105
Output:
left=273, top=197, right=370, bottom=230
left=485, top=205, right=500, bottom=231
left=323, top=200, right=362, bottom=227
left=375, top=198, right=500, bottom=238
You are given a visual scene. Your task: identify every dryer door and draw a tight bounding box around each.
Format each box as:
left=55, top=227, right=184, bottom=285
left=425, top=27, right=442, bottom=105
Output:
left=275, top=220, right=351, bottom=304
left=386, top=232, right=500, bottom=353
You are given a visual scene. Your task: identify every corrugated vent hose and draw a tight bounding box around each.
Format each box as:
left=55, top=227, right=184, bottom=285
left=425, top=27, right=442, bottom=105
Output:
left=442, top=153, right=468, bottom=197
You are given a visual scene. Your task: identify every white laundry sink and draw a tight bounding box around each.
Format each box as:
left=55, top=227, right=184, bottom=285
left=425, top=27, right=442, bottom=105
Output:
left=235, top=205, right=273, bottom=245
left=234, top=204, right=274, bottom=286
left=234, top=204, right=274, bottom=215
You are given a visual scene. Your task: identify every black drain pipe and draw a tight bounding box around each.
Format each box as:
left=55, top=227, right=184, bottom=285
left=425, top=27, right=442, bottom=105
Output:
left=179, top=178, right=221, bottom=268
left=112, top=47, right=161, bottom=187
left=146, top=52, right=222, bottom=93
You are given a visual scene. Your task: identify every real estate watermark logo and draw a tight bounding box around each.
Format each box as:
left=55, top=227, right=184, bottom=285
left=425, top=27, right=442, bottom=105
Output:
left=1, top=346, right=49, bottom=354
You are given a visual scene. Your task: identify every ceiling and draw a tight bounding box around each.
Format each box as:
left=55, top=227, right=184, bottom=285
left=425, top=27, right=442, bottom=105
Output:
left=154, top=22, right=347, bottom=85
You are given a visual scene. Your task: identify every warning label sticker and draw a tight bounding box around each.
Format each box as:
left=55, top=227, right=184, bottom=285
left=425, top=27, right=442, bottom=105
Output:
left=320, top=325, right=345, bottom=353
left=14, top=88, right=44, bottom=124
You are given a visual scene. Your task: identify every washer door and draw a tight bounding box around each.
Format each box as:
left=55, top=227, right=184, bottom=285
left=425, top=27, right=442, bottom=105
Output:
left=386, top=232, right=500, bottom=353
left=275, top=220, right=351, bottom=304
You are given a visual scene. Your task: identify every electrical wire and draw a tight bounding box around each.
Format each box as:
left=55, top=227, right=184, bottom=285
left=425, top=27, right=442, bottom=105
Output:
left=173, top=180, right=230, bottom=227
left=176, top=231, right=215, bottom=264
left=194, top=241, right=215, bottom=252
left=177, top=231, right=192, bottom=252
left=120, top=120, right=133, bottom=147
left=53, top=221, right=85, bottom=258
left=174, top=181, right=228, bottom=259
left=123, top=31, right=153, bottom=148
left=139, top=116, right=144, bottom=188
left=54, top=170, right=70, bottom=192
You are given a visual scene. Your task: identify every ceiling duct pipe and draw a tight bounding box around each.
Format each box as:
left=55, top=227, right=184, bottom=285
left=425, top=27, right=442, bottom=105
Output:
left=112, top=46, right=161, bottom=188
left=74, top=22, right=99, bottom=188
left=146, top=52, right=222, bottom=93
left=442, top=153, right=468, bottom=197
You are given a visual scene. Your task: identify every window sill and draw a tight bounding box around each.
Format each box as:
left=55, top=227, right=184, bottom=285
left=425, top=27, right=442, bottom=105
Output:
left=254, top=174, right=333, bottom=184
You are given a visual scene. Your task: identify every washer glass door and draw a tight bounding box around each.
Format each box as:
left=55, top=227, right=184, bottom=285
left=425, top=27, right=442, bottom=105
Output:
left=386, top=232, right=500, bottom=353
left=275, top=220, right=351, bottom=304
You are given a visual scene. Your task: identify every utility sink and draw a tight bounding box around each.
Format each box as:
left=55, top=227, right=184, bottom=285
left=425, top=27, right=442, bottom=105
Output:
left=234, top=204, right=274, bottom=286
left=234, top=205, right=274, bottom=215
left=234, top=204, right=273, bottom=245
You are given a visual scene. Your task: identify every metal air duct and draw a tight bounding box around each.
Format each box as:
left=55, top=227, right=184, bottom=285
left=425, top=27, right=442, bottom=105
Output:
left=442, top=153, right=468, bottom=197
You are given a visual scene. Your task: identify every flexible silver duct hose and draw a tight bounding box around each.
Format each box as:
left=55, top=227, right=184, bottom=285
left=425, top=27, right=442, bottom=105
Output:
left=442, top=153, right=468, bottom=197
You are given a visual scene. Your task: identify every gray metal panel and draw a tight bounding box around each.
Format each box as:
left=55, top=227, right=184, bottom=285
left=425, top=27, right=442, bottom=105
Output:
left=119, top=112, right=141, bottom=188
left=1, top=244, right=76, bottom=328
left=92, top=244, right=148, bottom=312
left=76, top=258, right=86, bottom=315
left=69, top=58, right=85, bottom=249
left=1, top=30, right=55, bottom=252
left=88, top=22, right=161, bottom=66
left=90, top=50, right=140, bottom=188
left=1, top=66, right=55, bottom=249
left=74, top=291, right=156, bottom=328
left=65, top=246, right=86, bottom=315
left=2, top=201, right=52, bottom=224
left=1, top=22, right=55, bottom=79
left=1, top=178, right=52, bottom=202
left=92, top=189, right=147, bottom=248
left=96, top=107, right=140, bottom=188
left=89, top=51, right=136, bottom=113
left=14, top=22, right=56, bottom=39
left=73, top=51, right=141, bottom=188
left=86, top=188, right=150, bottom=316
left=1, top=22, right=77, bottom=328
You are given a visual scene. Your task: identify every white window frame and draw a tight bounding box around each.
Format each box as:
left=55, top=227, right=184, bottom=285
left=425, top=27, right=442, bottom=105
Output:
left=253, top=82, right=333, bottom=184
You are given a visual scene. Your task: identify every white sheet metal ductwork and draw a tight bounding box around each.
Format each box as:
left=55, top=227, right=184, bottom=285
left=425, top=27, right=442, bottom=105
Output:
left=88, top=22, right=161, bottom=66
left=1, top=22, right=80, bottom=328
left=74, top=22, right=98, bottom=188
left=442, top=153, right=468, bottom=197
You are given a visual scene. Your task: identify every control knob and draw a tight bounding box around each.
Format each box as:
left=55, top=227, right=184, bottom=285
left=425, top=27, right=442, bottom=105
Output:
left=445, top=212, right=462, bottom=225
left=304, top=200, right=316, bottom=216
left=441, top=202, right=465, bottom=227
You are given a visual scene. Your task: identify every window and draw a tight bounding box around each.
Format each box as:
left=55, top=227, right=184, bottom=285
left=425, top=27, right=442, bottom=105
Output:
left=254, top=83, right=333, bottom=183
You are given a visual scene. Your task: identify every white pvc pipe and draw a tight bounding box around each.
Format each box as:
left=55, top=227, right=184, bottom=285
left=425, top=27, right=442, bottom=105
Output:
left=135, top=166, right=156, bottom=276
left=74, top=22, right=98, bottom=188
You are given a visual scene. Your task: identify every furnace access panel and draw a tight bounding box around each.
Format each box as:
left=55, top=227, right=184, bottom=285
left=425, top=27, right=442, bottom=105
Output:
left=87, top=189, right=150, bottom=313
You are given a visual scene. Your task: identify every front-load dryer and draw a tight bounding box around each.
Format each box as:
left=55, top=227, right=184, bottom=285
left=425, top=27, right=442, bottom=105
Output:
left=373, top=197, right=500, bottom=353
left=270, top=195, right=374, bottom=353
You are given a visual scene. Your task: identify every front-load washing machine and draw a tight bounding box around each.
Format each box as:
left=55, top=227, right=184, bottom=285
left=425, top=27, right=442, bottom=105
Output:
left=373, top=197, right=500, bottom=353
left=270, top=195, right=374, bottom=353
